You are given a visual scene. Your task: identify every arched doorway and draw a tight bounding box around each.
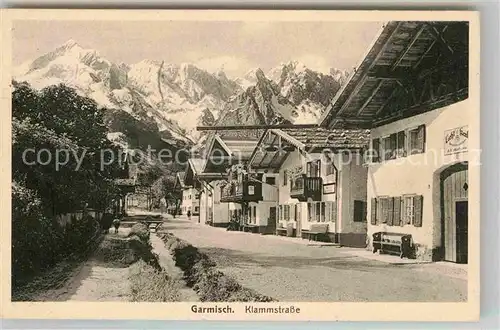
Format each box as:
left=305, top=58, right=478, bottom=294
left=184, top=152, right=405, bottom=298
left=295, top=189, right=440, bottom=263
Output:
left=440, top=162, right=468, bottom=264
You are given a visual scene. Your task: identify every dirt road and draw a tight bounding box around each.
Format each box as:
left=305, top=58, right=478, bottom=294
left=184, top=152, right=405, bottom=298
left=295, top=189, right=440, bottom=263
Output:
left=163, top=218, right=467, bottom=302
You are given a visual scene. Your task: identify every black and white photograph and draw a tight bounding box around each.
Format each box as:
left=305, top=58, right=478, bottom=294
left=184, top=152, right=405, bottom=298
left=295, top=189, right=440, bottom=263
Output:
left=1, top=9, right=480, bottom=321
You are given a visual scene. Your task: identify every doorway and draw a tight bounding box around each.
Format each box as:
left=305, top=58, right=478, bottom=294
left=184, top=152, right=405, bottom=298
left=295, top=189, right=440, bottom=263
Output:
left=440, top=162, right=468, bottom=263
left=455, top=201, right=468, bottom=264
left=268, top=207, right=277, bottom=232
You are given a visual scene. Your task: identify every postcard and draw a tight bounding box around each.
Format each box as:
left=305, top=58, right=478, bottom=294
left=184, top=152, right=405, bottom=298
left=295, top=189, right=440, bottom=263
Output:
left=0, top=9, right=480, bottom=321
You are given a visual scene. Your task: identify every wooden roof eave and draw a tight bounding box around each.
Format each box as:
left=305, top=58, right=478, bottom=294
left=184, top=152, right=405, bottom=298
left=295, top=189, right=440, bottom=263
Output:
left=318, top=21, right=394, bottom=128
left=249, top=129, right=307, bottom=170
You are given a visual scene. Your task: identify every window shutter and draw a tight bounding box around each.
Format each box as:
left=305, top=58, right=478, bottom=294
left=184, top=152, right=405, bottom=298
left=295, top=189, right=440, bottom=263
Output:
left=363, top=201, right=367, bottom=222
left=393, top=196, right=401, bottom=226
left=370, top=198, right=377, bottom=225
left=417, top=125, right=426, bottom=153
left=389, top=134, right=397, bottom=159
left=306, top=162, right=312, bottom=177
left=316, top=160, right=322, bottom=177
left=372, top=139, right=380, bottom=163
left=387, top=197, right=394, bottom=226
left=331, top=201, right=337, bottom=223
left=414, top=195, right=423, bottom=227
left=397, top=131, right=406, bottom=157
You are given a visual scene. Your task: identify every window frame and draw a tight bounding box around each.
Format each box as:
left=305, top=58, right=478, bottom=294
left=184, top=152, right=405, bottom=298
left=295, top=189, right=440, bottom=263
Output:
left=353, top=200, right=367, bottom=222
left=402, top=194, right=416, bottom=225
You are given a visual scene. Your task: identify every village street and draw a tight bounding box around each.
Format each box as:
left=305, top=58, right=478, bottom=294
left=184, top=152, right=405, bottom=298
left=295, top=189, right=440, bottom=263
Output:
left=163, top=217, right=467, bottom=302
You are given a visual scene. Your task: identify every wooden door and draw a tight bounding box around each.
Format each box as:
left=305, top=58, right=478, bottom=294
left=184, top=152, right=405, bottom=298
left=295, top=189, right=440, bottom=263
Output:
left=441, top=162, right=468, bottom=263
left=268, top=207, right=277, bottom=231
left=455, top=201, right=468, bottom=264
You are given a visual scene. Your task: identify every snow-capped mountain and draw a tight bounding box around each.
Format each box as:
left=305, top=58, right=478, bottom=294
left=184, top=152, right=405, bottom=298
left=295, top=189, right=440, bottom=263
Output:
left=14, top=40, right=349, bottom=148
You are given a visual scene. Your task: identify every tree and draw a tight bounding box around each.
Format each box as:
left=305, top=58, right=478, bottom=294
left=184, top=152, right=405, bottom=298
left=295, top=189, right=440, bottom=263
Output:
left=12, top=81, right=121, bottom=215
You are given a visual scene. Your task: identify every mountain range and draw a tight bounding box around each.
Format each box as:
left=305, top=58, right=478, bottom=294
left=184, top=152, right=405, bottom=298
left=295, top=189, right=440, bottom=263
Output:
left=13, top=39, right=350, bottom=150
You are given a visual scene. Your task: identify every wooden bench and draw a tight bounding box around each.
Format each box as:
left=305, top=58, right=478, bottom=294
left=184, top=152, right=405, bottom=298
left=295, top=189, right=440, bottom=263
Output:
left=276, top=223, right=294, bottom=237
left=372, top=232, right=413, bottom=258
left=243, top=223, right=259, bottom=233
left=302, top=223, right=329, bottom=241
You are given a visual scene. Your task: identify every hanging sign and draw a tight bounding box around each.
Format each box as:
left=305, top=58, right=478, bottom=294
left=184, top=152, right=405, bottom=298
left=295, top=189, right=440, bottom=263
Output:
left=323, top=183, right=336, bottom=195
left=444, top=126, right=468, bottom=155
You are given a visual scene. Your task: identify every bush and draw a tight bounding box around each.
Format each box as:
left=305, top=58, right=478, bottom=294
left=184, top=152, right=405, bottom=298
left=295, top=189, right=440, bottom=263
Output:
left=129, top=260, right=181, bottom=302
left=128, top=223, right=150, bottom=243
left=11, top=184, right=101, bottom=288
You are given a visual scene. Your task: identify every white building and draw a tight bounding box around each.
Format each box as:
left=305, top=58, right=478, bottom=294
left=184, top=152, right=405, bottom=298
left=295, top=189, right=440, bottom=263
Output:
left=198, top=132, right=261, bottom=228
left=248, top=127, right=370, bottom=246
left=174, top=170, right=201, bottom=218
left=319, top=21, right=471, bottom=263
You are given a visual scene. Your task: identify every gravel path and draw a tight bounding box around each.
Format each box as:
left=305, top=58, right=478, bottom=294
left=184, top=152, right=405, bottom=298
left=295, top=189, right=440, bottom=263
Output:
left=162, top=218, right=467, bottom=302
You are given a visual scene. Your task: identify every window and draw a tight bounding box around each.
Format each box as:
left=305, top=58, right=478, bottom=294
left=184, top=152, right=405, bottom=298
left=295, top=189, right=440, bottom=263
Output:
left=396, top=131, right=406, bottom=158
left=324, top=152, right=337, bottom=176
left=353, top=200, right=367, bottom=222
left=195, top=206, right=199, bottom=213
left=283, top=170, right=288, bottom=186
left=372, top=195, right=423, bottom=227
left=279, top=205, right=283, bottom=221
left=284, top=205, right=290, bottom=221
left=253, top=206, right=257, bottom=223
left=265, top=177, right=276, bottom=185
left=294, top=204, right=299, bottom=221
left=402, top=195, right=415, bottom=225
left=373, top=125, right=426, bottom=162
left=408, top=125, right=426, bottom=155
left=381, top=134, right=396, bottom=160
left=306, top=160, right=321, bottom=177
left=320, top=202, right=326, bottom=222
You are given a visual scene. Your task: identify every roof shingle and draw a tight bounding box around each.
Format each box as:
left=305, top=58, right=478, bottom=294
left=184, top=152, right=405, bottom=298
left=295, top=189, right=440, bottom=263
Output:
left=280, top=127, right=370, bottom=150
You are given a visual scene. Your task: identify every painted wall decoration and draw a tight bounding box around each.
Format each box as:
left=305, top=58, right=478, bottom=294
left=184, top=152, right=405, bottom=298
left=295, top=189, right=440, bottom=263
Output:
left=444, top=126, right=468, bottom=155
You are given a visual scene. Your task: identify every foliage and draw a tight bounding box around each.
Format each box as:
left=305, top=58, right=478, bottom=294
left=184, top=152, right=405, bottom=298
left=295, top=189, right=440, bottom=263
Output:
left=11, top=81, right=123, bottom=288
left=128, top=223, right=150, bottom=243
left=12, top=81, right=121, bottom=215
left=129, top=260, right=181, bottom=302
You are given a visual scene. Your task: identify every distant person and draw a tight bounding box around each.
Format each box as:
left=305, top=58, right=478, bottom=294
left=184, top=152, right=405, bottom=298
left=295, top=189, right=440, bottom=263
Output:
left=112, top=218, right=121, bottom=234
left=187, top=210, right=191, bottom=220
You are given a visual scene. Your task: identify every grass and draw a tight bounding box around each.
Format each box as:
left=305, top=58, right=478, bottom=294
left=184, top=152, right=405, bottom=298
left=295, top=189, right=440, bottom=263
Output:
left=128, top=260, right=181, bottom=302
left=158, top=232, right=275, bottom=302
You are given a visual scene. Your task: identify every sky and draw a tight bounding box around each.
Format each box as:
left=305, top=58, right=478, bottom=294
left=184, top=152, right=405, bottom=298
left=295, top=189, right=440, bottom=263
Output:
left=12, top=20, right=383, bottom=79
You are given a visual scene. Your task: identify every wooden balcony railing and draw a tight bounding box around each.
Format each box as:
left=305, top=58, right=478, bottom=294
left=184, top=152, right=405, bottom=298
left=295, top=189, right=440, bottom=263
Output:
left=290, top=174, right=323, bottom=202
left=220, top=179, right=262, bottom=203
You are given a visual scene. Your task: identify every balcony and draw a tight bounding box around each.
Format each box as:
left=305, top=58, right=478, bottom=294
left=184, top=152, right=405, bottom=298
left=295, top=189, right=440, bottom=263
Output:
left=290, top=174, right=323, bottom=202
left=220, top=180, right=262, bottom=203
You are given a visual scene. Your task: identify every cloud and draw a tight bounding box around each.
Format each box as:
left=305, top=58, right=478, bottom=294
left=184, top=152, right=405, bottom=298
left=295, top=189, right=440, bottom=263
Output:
left=192, top=55, right=254, bottom=79
left=295, top=54, right=332, bottom=75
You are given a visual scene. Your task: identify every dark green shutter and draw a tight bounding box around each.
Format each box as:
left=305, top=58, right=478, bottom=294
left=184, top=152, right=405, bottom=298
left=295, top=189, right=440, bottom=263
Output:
left=370, top=198, right=377, bottom=225
left=387, top=197, right=394, bottom=226
left=393, top=196, right=401, bottom=226
left=414, top=195, right=423, bottom=227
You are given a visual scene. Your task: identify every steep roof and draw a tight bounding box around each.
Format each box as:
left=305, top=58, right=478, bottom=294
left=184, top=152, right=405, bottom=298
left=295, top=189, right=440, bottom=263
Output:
left=281, top=127, right=370, bottom=150
left=319, top=21, right=469, bottom=129
left=249, top=127, right=370, bottom=170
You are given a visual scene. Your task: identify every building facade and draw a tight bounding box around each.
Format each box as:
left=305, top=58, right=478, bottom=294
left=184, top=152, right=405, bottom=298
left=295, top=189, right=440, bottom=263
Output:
left=319, top=21, right=470, bottom=263
left=248, top=128, right=370, bottom=247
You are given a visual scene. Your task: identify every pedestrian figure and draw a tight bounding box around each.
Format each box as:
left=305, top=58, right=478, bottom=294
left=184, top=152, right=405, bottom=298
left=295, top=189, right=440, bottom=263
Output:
left=112, top=218, right=121, bottom=234
left=187, top=210, right=191, bottom=221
